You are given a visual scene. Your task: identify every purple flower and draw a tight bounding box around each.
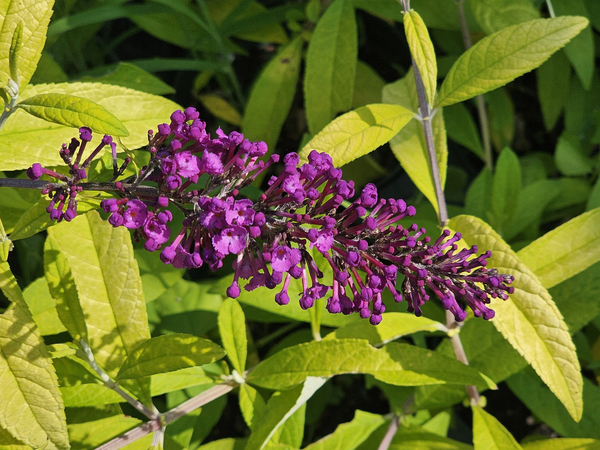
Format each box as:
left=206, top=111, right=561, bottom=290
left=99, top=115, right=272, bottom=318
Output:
left=271, top=246, right=301, bottom=272
left=212, top=227, right=248, bottom=255
left=144, top=216, right=171, bottom=245
left=174, top=151, right=200, bottom=178
left=122, top=200, right=148, bottom=229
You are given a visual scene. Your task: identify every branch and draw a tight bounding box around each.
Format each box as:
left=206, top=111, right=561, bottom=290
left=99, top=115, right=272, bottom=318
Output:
left=454, top=0, right=493, bottom=170
left=95, top=381, right=237, bottom=450
left=446, top=311, right=480, bottom=404
left=378, top=415, right=400, bottom=450
left=411, top=60, right=448, bottom=226
left=0, top=177, right=161, bottom=197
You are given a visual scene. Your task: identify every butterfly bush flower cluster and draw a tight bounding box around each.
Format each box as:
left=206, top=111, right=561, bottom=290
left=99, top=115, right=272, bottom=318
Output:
left=27, top=107, right=514, bottom=325
left=26, top=127, right=124, bottom=222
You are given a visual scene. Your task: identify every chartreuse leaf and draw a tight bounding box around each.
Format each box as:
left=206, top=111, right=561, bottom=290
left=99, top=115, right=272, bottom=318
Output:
left=304, top=0, right=357, bottom=135
left=522, top=439, right=600, bottom=450
left=198, top=439, right=247, bottom=450
left=471, top=0, right=539, bottom=35
left=450, top=215, right=583, bottom=422
left=352, top=60, right=385, bottom=108
left=389, top=426, right=472, bottom=449
left=444, top=102, right=484, bottom=160
left=218, top=298, right=247, bottom=374
left=299, top=104, right=414, bottom=167
left=46, top=211, right=152, bottom=404
left=303, top=410, right=385, bottom=450
left=552, top=0, right=595, bottom=90
left=199, top=94, right=242, bottom=126
left=324, top=312, right=445, bottom=346
left=240, top=384, right=267, bottom=429
left=507, top=371, right=600, bottom=440
left=0, top=217, right=13, bottom=262
left=517, top=207, right=600, bottom=289
left=382, top=69, right=447, bottom=214
left=435, top=17, right=589, bottom=108
left=0, top=82, right=179, bottom=171
left=403, top=10, right=437, bottom=106
left=243, top=36, right=302, bottom=152
left=22, top=277, right=66, bottom=336
left=537, top=51, right=571, bottom=131
left=116, top=334, right=225, bottom=380
left=0, top=0, right=53, bottom=92
left=44, top=234, right=89, bottom=341
left=491, top=147, right=521, bottom=232
left=67, top=414, right=152, bottom=450
left=0, top=425, right=29, bottom=448
left=247, top=339, right=489, bottom=390
left=9, top=22, right=23, bottom=85
left=472, top=406, right=522, bottom=450
left=9, top=196, right=102, bottom=242
left=246, top=378, right=326, bottom=450
left=17, top=93, right=129, bottom=136
left=0, top=262, right=69, bottom=450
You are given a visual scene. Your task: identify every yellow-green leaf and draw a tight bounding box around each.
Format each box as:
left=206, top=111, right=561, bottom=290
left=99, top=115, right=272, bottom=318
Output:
left=449, top=215, right=583, bottom=422
left=436, top=17, right=589, bottom=108
left=8, top=22, right=23, bottom=84
left=0, top=82, right=180, bottom=171
left=218, top=298, right=247, bottom=374
left=521, top=438, right=600, bottom=450
left=299, top=103, right=415, bottom=167
left=246, top=378, right=326, bottom=450
left=44, top=234, right=88, bottom=341
left=247, top=339, right=488, bottom=390
left=22, top=277, right=66, bottom=336
left=0, top=217, right=13, bottom=262
left=324, top=312, right=445, bottom=346
left=199, top=94, right=242, bottom=127
left=352, top=60, right=385, bottom=108
left=239, top=383, right=267, bottom=429
left=304, top=0, right=357, bottom=135
left=517, top=207, right=600, bottom=289
left=471, top=0, right=539, bottom=35
left=303, top=410, right=385, bottom=450
left=0, top=0, right=54, bottom=92
left=17, top=93, right=129, bottom=136
left=243, top=36, right=302, bottom=152
left=46, top=211, right=152, bottom=403
left=472, top=406, right=523, bottom=450
left=403, top=10, right=437, bottom=106
left=116, top=333, right=226, bottom=380
left=383, top=70, right=447, bottom=214
left=0, top=262, right=69, bottom=450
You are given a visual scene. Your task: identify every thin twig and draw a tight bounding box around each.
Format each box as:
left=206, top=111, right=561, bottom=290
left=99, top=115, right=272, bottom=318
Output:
left=454, top=0, right=493, bottom=170
left=95, top=381, right=237, bottom=450
left=378, top=415, right=400, bottom=450
left=546, top=0, right=556, bottom=18
left=445, top=311, right=480, bottom=404
left=411, top=60, right=448, bottom=226
left=79, top=340, right=158, bottom=420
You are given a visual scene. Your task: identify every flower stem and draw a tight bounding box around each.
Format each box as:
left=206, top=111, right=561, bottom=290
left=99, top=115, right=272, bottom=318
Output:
left=445, top=311, right=480, bottom=404
left=546, top=0, right=556, bottom=18
left=378, top=415, right=400, bottom=450
left=79, top=340, right=158, bottom=420
left=454, top=0, right=493, bottom=170
left=410, top=59, right=448, bottom=226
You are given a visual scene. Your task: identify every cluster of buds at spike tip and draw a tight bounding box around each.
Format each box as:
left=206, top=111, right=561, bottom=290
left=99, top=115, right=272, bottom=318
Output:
left=26, top=127, right=129, bottom=222
left=30, top=108, right=514, bottom=324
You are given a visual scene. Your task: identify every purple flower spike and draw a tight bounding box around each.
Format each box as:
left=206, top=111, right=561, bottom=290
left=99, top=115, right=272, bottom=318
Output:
left=61, top=107, right=514, bottom=327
